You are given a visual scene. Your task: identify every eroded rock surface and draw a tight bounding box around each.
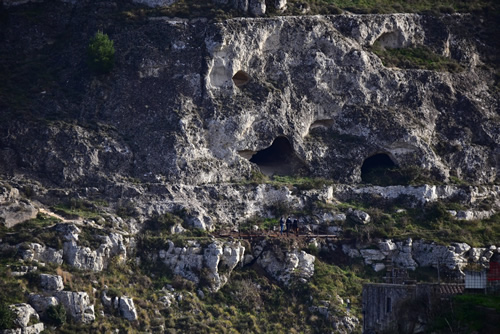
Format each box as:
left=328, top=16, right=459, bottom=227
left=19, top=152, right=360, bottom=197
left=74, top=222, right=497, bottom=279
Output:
left=158, top=239, right=245, bottom=292
left=55, top=291, right=95, bottom=323
left=345, top=238, right=499, bottom=273
left=256, top=244, right=315, bottom=285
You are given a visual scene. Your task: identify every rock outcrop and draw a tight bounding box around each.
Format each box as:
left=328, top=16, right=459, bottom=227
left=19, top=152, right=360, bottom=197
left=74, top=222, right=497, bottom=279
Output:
left=158, top=239, right=245, bottom=292
left=345, top=238, right=499, bottom=273
left=55, top=291, right=95, bottom=323
left=19, top=243, right=64, bottom=266
left=119, top=296, right=138, bottom=321
left=28, top=294, right=59, bottom=317
left=40, top=274, right=64, bottom=292
left=1, top=303, right=44, bottom=334
left=9, top=304, right=39, bottom=328
left=61, top=225, right=128, bottom=271
left=256, top=244, right=315, bottom=285
left=0, top=185, right=37, bottom=228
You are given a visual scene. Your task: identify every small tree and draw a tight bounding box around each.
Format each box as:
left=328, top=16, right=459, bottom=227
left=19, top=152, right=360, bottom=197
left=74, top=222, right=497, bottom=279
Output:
left=87, top=31, right=115, bottom=74
left=45, top=303, right=66, bottom=327
left=0, top=301, right=15, bottom=329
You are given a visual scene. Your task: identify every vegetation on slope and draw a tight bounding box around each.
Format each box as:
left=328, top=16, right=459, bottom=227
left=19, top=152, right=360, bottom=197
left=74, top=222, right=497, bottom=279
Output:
left=371, top=43, right=463, bottom=72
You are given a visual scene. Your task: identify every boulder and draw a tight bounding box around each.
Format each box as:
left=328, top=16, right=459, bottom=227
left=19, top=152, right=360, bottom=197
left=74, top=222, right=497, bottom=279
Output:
left=9, top=304, right=39, bottom=328
left=19, top=243, right=63, bottom=265
left=28, top=294, right=58, bottom=316
left=349, top=210, right=371, bottom=224
left=55, top=291, right=95, bottom=323
left=40, top=274, right=64, bottom=291
left=469, top=248, right=486, bottom=262
left=454, top=242, right=471, bottom=255
left=359, top=249, right=385, bottom=265
left=101, top=291, right=112, bottom=308
left=0, top=186, right=37, bottom=228
left=378, top=239, right=397, bottom=255
left=249, top=0, right=266, bottom=16
left=159, top=292, right=176, bottom=307
left=119, top=296, right=138, bottom=321
left=258, top=248, right=315, bottom=285
left=274, top=0, right=287, bottom=11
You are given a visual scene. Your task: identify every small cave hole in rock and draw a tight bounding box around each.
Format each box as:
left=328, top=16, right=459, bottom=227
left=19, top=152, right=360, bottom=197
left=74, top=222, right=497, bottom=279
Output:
left=248, top=137, right=305, bottom=176
left=309, top=119, right=335, bottom=131
left=232, top=70, right=251, bottom=87
left=361, top=153, right=397, bottom=184
left=373, top=31, right=405, bottom=49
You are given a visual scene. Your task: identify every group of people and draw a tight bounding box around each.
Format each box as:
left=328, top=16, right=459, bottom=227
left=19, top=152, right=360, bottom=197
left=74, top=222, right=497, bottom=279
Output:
left=279, top=216, right=299, bottom=236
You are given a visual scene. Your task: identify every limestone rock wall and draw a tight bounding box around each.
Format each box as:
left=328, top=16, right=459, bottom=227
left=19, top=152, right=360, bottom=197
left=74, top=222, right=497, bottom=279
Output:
left=344, top=238, right=499, bottom=274
left=0, top=8, right=498, bottom=187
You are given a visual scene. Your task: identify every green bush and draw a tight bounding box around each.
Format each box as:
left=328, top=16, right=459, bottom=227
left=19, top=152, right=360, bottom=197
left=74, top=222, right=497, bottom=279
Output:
left=45, top=303, right=66, bottom=326
left=87, top=31, right=115, bottom=74
left=0, top=301, right=15, bottom=329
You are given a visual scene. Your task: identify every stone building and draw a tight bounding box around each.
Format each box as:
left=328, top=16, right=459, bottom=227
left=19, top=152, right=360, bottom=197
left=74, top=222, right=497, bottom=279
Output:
left=362, top=283, right=464, bottom=334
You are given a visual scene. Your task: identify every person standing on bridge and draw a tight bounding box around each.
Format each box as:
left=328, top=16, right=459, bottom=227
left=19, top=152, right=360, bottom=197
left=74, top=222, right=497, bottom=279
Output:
left=286, top=216, right=292, bottom=236
left=293, top=218, right=299, bottom=236
left=279, top=217, right=285, bottom=236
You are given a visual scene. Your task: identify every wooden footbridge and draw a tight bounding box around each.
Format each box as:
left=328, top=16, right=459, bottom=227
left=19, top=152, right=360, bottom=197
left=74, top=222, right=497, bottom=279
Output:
left=216, top=231, right=339, bottom=240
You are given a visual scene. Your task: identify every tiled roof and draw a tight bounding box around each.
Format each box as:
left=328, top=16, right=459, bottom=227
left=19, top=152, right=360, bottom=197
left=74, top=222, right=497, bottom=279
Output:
left=439, top=284, right=464, bottom=295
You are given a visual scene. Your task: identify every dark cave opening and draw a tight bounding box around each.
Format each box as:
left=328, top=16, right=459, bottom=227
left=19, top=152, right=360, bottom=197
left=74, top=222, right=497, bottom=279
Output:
left=232, top=70, right=251, bottom=87
left=361, top=153, right=397, bottom=183
left=249, top=137, right=304, bottom=176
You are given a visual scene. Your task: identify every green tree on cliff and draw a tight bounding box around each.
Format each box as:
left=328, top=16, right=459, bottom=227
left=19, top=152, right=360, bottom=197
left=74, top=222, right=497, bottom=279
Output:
left=87, top=31, right=115, bottom=74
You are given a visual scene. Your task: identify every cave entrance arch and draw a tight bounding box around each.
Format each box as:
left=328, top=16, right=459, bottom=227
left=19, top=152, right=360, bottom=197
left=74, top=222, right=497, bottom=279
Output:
left=361, top=153, right=396, bottom=184
left=247, top=136, right=305, bottom=176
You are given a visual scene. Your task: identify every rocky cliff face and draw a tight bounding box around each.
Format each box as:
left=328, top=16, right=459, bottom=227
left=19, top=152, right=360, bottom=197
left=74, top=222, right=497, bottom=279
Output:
left=0, top=2, right=498, bottom=189
left=0, top=1, right=499, bottom=333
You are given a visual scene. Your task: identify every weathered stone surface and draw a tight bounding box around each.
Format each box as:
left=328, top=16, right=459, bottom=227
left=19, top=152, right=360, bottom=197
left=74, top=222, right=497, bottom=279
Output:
left=55, top=291, right=95, bottom=323
left=63, top=226, right=127, bottom=271
left=203, top=240, right=245, bottom=292
left=1, top=12, right=497, bottom=197
left=159, top=239, right=244, bottom=291
left=274, top=0, right=287, bottom=11
left=119, top=296, right=138, bottom=321
left=9, top=304, right=39, bottom=328
left=349, top=210, right=371, bottom=225
left=159, top=240, right=203, bottom=284
left=0, top=323, right=44, bottom=334
left=343, top=238, right=495, bottom=273
left=412, top=241, right=467, bottom=270
left=28, top=294, right=58, bottom=316
left=40, top=274, right=64, bottom=291
left=359, top=249, right=385, bottom=264
left=456, top=210, right=495, bottom=220
left=18, top=243, right=63, bottom=265
left=0, top=186, right=37, bottom=228
left=257, top=246, right=315, bottom=285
